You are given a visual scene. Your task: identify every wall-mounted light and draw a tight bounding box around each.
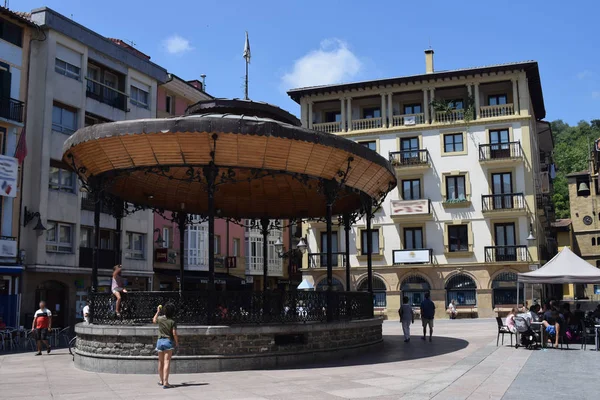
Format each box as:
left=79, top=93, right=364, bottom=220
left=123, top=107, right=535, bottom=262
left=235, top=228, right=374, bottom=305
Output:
left=23, top=207, right=46, bottom=231
left=153, top=228, right=164, bottom=245
left=527, top=223, right=536, bottom=241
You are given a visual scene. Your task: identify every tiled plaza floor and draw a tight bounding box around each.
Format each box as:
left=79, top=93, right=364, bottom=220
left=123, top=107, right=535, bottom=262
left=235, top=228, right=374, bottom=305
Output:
left=0, top=319, right=598, bottom=399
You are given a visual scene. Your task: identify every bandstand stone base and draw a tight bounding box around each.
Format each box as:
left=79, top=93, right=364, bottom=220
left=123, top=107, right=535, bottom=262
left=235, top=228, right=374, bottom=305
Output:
left=74, top=318, right=383, bottom=374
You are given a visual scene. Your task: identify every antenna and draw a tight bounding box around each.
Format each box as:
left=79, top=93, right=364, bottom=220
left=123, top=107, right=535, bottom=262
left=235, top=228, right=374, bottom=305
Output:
left=124, top=39, right=136, bottom=47
left=4, top=1, right=9, bottom=9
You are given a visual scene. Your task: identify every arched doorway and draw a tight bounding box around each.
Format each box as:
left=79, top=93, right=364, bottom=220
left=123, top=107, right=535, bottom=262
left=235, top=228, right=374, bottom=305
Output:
left=35, top=281, right=68, bottom=329
left=446, top=274, right=477, bottom=306
left=316, top=277, right=344, bottom=291
left=492, top=272, right=524, bottom=307
left=400, top=275, right=431, bottom=307
left=358, top=277, right=387, bottom=307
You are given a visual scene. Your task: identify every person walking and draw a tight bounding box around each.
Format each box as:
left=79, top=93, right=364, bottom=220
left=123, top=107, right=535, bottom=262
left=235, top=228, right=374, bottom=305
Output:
left=420, top=292, right=436, bottom=342
left=32, top=301, right=52, bottom=356
left=153, top=303, right=179, bottom=389
left=399, top=296, right=414, bottom=343
left=112, top=265, right=127, bottom=317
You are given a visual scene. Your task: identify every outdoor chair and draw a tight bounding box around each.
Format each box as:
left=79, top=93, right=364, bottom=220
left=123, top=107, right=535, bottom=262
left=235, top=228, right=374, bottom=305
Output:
left=580, top=320, right=595, bottom=350
left=496, top=316, right=514, bottom=346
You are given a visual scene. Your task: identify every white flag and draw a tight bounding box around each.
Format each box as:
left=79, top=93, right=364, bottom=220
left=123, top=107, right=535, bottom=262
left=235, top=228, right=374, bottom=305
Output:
left=243, top=31, right=251, bottom=63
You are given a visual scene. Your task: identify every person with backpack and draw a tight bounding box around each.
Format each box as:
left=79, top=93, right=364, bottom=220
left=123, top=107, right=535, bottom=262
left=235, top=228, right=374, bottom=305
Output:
left=399, top=296, right=414, bottom=343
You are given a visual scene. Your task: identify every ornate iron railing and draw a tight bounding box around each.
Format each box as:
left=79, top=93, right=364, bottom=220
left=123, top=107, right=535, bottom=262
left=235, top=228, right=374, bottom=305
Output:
left=0, top=97, right=24, bottom=123
left=307, top=252, right=346, bottom=268
left=479, top=141, right=522, bottom=161
left=484, top=245, right=529, bottom=263
left=88, top=290, right=374, bottom=325
left=481, top=193, right=525, bottom=212
left=388, top=149, right=429, bottom=167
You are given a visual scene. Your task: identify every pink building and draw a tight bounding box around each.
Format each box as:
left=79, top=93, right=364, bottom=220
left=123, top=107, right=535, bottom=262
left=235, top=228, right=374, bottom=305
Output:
left=152, top=75, right=246, bottom=290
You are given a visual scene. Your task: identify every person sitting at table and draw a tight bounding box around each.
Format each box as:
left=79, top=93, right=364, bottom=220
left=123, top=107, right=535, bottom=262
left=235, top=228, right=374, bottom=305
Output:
left=542, top=310, right=562, bottom=348
left=573, top=303, right=585, bottom=325
left=506, top=307, right=518, bottom=333
left=561, top=303, right=573, bottom=326
left=527, top=304, right=540, bottom=323
left=0, top=316, right=6, bottom=330
left=592, top=305, right=600, bottom=319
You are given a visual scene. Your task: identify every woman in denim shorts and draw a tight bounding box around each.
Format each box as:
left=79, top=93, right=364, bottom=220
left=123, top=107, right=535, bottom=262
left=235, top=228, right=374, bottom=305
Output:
left=153, top=303, right=178, bottom=388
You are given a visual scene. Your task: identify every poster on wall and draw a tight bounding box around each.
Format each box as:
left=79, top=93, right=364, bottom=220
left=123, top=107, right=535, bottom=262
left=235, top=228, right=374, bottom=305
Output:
left=0, top=155, right=18, bottom=198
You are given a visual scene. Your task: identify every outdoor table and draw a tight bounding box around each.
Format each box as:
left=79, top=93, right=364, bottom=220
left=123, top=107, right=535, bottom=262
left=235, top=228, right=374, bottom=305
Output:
left=531, top=321, right=544, bottom=348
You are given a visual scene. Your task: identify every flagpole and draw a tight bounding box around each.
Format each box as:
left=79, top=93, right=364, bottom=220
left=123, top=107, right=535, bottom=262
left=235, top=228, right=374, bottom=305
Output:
left=245, top=59, right=249, bottom=100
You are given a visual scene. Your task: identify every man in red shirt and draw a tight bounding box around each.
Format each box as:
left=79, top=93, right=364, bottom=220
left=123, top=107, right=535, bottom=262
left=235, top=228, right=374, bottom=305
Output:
left=32, top=301, right=52, bottom=356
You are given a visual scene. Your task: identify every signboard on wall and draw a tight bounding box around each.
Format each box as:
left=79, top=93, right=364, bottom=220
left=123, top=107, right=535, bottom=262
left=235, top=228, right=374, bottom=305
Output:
left=0, top=237, right=17, bottom=257
left=0, top=155, right=18, bottom=198
left=393, top=249, right=431, bottom=264
left=390, top=199, right=429, bottom=216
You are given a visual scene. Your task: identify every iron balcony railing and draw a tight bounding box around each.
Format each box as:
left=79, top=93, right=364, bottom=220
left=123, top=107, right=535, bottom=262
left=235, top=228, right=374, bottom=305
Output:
left=0, top=97, right=24, bottom=123
left=484, top=245, right=529, bottom=263
left=85, top=78, right=127, bottom=111
left=308, top=252, right=346, bottom=268
left=389, top=149, right=429, bottom=167
left=79, top=247, right=119, bottom=269
left=481, top=193, right=526, bottom=212
left=479, top=141, right=522, bottom=161
left=87, top=290, right=375, bottom=325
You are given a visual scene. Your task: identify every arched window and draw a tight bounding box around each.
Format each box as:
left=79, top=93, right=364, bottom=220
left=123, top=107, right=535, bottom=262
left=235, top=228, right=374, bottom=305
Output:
left=358, top=277, right=387, bottom=307
left=316, top=277, right=344, bottom=291
left=400, top=275, right=431, bottom=307
left=446, top=274, right=477, bottom=306
left=491, top=272, right=524, bottom=307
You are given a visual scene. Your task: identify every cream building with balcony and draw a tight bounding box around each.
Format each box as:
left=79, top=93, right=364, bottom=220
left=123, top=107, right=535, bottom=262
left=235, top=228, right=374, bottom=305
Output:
left=288, top=50, right=555, bottom=319
left=19, top=8, right=167, bottom=328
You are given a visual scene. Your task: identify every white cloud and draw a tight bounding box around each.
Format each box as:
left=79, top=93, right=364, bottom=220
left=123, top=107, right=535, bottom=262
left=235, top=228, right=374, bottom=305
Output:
left=578, top=70, right=592, bottom=80
left=282, top=39, right=362, bottom=89
left=162, top=34, right=193, bottom=55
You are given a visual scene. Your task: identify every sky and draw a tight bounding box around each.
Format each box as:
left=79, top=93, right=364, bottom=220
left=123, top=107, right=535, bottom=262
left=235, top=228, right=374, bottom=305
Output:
left=12, top=0, right=600, bottom=124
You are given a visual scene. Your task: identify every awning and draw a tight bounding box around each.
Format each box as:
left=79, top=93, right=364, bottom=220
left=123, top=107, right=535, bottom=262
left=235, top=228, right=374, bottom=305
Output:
left=518, top=247, right=600, bottom=284
left=154, top=268, right=246, bottom=285
left=0, top=265, right=23, bottom=274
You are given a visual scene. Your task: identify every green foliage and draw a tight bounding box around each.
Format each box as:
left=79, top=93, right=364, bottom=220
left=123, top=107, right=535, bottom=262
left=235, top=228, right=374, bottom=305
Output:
left=550, top=119, right=596, bottom=218
left=430, top=95, right=475, bottom=123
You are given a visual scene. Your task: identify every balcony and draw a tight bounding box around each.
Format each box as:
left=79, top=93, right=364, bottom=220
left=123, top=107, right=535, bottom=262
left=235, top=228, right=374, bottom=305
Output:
left=390, top=199, right=432, bottom=221
left=313, top=121, right=342, bottom=133
left=392, top=113, right=425, bottom=127
left=307, top=252, right=346, bottom=269
left=389, top=149, right=430, bottom=174
left=484, top=245, right=529, bottom=263
left=86, top=78, right=127, bottom=111
left=0, top=97, right=24, bottom=123
left=245, top=256, right=283, bottom=276
left=480, top=104, right=514, bottom=119
left=435, top=109, right=464, bottom=123
left=479, top=142, right=523, bottom=163
left=352, top=117, right=383, bottom=131
left=392, top=249, right=433, bottom=265
left=481, top=193, right=526, bottom=215
left=79, top=247, right=119, bottom=269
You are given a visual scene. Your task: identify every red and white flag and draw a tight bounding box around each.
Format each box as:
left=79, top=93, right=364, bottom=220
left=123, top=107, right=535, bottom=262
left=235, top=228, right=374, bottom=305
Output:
left=14, top=126, right=27, bottom=164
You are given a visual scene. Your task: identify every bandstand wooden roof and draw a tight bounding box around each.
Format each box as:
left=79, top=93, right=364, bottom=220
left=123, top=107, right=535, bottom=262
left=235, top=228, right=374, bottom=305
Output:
left=62, top=99, right=397, bottom=219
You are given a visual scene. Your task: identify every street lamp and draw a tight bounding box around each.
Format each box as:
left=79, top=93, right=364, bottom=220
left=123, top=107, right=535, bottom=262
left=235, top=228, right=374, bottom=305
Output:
left=526, top=223, right=536, bottom=242
left=275, top=237, right=307, bottom=258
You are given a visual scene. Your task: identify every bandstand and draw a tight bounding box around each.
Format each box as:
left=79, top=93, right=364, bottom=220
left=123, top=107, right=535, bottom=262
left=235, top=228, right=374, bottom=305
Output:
left=63, top=99, right=397, bottom=373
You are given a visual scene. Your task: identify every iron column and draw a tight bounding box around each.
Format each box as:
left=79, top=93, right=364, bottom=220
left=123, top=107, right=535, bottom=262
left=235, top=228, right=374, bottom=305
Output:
left=344, top=213, right=351, bottom=291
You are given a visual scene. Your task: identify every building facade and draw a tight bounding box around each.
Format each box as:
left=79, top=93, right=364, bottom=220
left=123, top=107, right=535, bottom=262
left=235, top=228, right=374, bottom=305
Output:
left=288, top=51, right=555, bottom=319
left=0, top=7, right=35, bottom=327
left=19, top=7, right=166, bottom=328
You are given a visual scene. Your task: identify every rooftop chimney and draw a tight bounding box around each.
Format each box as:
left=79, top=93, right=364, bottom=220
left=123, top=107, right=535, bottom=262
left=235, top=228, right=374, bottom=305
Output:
left=425, top=49, right=434, bottom=74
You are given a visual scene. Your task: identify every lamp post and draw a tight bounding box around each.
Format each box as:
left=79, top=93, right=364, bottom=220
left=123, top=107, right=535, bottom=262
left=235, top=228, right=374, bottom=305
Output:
left=274, top=237, right=307, bottom=258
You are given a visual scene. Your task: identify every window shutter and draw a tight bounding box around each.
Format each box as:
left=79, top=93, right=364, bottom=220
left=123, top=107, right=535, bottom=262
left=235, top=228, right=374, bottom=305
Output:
left=56, top=44, right=82, bottom=68
left=0, top=69, right=11, bottom=100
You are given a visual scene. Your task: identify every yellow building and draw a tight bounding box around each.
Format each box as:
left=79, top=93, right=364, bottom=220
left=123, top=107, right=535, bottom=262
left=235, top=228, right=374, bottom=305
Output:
left=287, top=51, right=555, bottom=319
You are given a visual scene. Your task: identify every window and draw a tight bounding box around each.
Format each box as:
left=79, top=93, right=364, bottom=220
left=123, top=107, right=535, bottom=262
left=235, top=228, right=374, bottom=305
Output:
left=0, top=19, right=24, bottom=47
left=165, top=95, right=173, bottom=114
left=214, top=235, right=221, bottom=255
left=446, top=274, right=476, bottom=306
left=316, top=277, right=344, bottom=291
left=162, top=227, right=170, bottom=248
left=130, top=85, right=149, bottom=108
left=49, top=160, right=75, bottom=193
left=446, top=175, right=466, bottom=201
left=46, top=222, right=73, bottom=253
left=448, top=99, right=464, bottom=109
left=404, top=104, right=422, bottom=115
left=358, top=277, right=387, bottom=307
left=488, top=94, right=507, bottom=106
left=592, top=238, right=596, bottom=246
left=360, top=141, right=377, bottom=151
left=79, top=226, right=92, bottom=248
left=402, top=179, right=421, bottom=200
left=404, top=228, right=423, bottom=249
left=320, top=231, right=339, bottom=267
left=401, top=275, right=431, bottom=307
left=52, top=105, right=77, bottom=134
left=126, top=232, right=145, bottom=260
left=448, top=225, right=468, bottom=252
left=360, top=229, right=379, bottom=255
left=492, top=272, right=523, bottom=306
left=100, top=230, right=115, bottom=250
left=362, top=107, right=381, bottom=119
left=444, top=133, right=464, bottom=153
left=233, top=238, right=240, bottom=256
left=324, top=111, right=341, bottom=123
left=55, top=59, right=80, bottom=80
